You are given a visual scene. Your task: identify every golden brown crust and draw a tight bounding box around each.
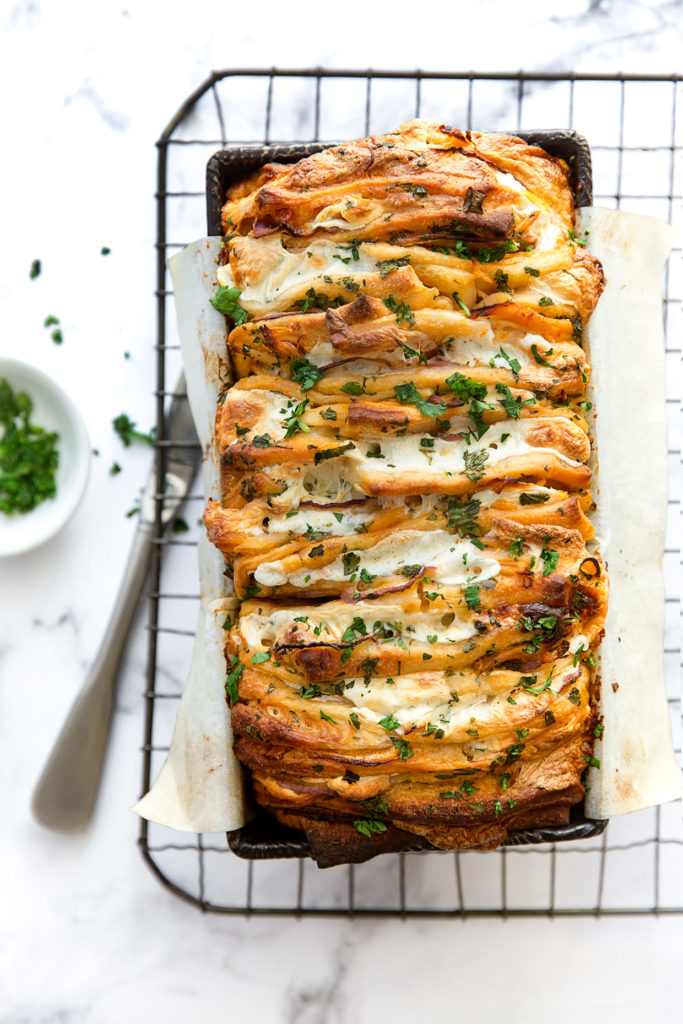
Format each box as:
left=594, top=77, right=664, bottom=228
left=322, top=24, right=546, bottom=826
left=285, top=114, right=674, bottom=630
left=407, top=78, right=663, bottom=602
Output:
left=208, top=121, right=606, bottom=864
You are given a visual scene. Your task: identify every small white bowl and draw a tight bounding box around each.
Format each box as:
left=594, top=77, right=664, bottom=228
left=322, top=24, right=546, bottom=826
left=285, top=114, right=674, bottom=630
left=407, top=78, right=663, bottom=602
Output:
left=0, top=357, right=90, bottom=556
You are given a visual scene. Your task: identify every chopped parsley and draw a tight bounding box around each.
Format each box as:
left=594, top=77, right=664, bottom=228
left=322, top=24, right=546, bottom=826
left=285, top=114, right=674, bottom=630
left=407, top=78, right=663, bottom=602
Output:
left=112, top=413, right=155, bottom=448
left=477, top=239, right=520, bottom=263
left=391, top=736, right=413, bottom=760
left=0, top=379, right=59, bottom=515
left=378, top=713, right=400, bottom=731
left=530, top=344, right=556, bottom=368
left=540, top=547, right=559, bottom=576
left=342, top=617, right=367, bottom=642
left=297, top=684, right=322, bottom=699
left=445, top=371, right=486, bottom=403
left=452, top=291, right=471, bottom=316
left=494, top=270, right=512, bottom=294
left=463, top=448, right=489, bottom=482
left=519, top=491, right=549, bottom=505
left=446, top=496, right=481, bottom=538
left=250, top=651, right=271, bottom=665
left=340, top=381, right=365, bottom=396
left=290, top=357, right=323, bottom=392
left=314, top=441, right=355, bottom=464
left=376, top=257, right=410, bottom=278
left=509, top=537, right=524, bottom=560
left=210, top=285, right=248, bottom=325
left=251, top=433, right=276, bottom=448
left=393, top=381, right=447, bottom=418
left=225, top=658, right=243, bottom=705
left=568, top=228, right=590, bottom=247
left=383, top=294, right=415, bottom=326
left=295, top=287, right=344, bottom=312
left=493, top=347, right=520, bottom=381
left=342, top=552, right=361, bottom=575
left=283, top=399, right=311, bottom=438
left=353, top=818, right=388, bottom=838
left=495, top=382, right=535, bottom=419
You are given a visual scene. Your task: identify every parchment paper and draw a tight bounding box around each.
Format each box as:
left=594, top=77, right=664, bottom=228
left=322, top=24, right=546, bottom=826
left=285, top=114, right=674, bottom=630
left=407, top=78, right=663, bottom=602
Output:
left=134, top=214, right=682, bottom=833
left=577, top=208, right=682, bottom=817
left=132, top=239, right=246, bottom=832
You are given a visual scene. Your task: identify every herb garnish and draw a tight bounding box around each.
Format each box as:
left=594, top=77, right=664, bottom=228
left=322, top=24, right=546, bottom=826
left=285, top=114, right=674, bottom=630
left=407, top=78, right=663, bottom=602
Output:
left=112, top=413, right=155, bottom=448
left=383, top=294, right=415, bottom=326
left=225, top=658, right=243, bottom=705
left=540, top=547, right=559, bottom=577
left=530, top=344, right=556, bottom=369
left=446, top=496, right=481, bottom=538
left=340, top=381, right=365, bottom=396
left=519, top=491, right=549, bottom=505
left=492, top=347, right=521, bottom=381
left=391, top=736, right=413, bottom=760
left=297, top=685, right=322, bottom=699
left=314, top=442, right=355, bottom=465
left=0, top=379, right=59, bottom=515
left=494, top=270, right=512, bottom=294
left=342, top=552, right=361, bottom=575
left=376, top=257, right=410, bottom=278
left=210, top=285, right=248, bottom=325
left=283, top=399, right=311, bottom=438
left=495, top=382, right=535, bottom=419
left=378, top=713, right=400, bottom=731
left=463, top=448, right=489, bottom=482
left=393, top=381, right=447, bottom=418
left=477, top=239, right=520, bottom=263
left=290, top=357, right=323, bottom=392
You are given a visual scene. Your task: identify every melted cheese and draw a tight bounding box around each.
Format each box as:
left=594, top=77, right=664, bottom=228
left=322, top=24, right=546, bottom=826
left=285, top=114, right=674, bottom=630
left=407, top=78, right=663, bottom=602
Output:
left=347, top=419, right=582, bottom=477
left=253, top=530, right=500, bottom=588
left=226, top=388, right=292, bottom=442
left=258, top=506, right=383, bottom=538
left=239, top=597, right=476, bottom=650
left=345, top=662, right=578, bottom=736
left=217, top=238, right=379, bottom=313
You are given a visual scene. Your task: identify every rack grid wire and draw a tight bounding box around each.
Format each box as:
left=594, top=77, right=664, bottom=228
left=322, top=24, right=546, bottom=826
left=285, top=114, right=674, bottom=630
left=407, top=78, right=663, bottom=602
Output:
left=139, top=68, right=683, bottom=917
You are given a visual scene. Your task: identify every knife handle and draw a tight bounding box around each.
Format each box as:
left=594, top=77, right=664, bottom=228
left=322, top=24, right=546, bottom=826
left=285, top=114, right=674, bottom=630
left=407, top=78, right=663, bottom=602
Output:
left=31, top=521, right=154, bottom=831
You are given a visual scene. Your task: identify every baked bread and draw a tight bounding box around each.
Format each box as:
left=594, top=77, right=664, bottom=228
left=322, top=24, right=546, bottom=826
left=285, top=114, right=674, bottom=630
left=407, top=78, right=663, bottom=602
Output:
left=205, top=121, right=607, bottom=866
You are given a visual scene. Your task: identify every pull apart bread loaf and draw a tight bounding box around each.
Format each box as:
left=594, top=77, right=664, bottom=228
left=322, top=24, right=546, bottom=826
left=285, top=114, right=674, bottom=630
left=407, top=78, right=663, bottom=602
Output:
left=205, top=121, right=608, bottom=866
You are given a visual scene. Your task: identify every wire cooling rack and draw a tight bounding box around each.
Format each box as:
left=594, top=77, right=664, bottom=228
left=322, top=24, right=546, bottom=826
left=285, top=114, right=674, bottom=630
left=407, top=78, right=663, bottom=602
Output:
left=139, top=69, right=683, bottom=916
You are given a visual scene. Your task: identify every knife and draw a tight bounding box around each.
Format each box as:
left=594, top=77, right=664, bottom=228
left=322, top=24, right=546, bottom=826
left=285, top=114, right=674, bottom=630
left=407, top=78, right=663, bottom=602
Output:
left=31, top=375, right=201, bottom=831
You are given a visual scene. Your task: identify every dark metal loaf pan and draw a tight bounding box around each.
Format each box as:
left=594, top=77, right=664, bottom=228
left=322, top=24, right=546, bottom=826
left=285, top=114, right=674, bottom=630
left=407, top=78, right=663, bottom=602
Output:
left=204, top=128, right=606, bottom=861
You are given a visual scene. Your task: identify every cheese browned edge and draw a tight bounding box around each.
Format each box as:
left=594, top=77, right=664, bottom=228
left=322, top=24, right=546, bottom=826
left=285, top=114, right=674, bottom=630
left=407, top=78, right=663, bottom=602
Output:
left=205, top=121, right=607, bottom=866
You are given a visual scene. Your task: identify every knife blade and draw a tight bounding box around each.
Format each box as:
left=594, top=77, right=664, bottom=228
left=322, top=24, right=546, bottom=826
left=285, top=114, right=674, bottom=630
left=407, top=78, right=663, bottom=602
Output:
left=32, top=373, right=202, bottom=831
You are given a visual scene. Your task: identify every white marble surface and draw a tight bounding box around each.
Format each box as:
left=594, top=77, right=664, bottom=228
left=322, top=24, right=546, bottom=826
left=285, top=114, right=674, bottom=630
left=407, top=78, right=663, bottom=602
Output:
left=1, top=2, right=682, bottom=1021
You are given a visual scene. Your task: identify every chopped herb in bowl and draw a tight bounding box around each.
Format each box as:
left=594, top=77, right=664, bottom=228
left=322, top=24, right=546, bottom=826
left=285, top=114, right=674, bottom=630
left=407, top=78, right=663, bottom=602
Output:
left=0, top=378, right=59, bottom=514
